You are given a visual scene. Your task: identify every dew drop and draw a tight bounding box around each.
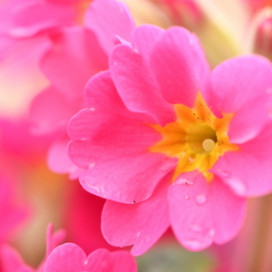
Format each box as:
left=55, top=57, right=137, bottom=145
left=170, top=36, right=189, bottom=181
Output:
left=196, top=194, right=206, bottom=205
left=177, top=178, right=193, bottom=185
left=230, top=180, right=246, bottom=195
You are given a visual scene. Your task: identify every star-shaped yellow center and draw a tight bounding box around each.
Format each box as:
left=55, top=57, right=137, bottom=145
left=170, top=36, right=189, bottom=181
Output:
left=150, top=93, right=238, bottom=182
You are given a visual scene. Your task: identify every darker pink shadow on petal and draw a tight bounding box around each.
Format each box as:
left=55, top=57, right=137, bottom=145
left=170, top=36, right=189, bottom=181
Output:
left=150, top=26, right=210, bottom=107
left=209, top=55, right=272, bottom=143
left=168, top=172, right=246, bottom=251
left=102, top=178, right=171, bottom=256
left=212, top=121, right=272, bottom=197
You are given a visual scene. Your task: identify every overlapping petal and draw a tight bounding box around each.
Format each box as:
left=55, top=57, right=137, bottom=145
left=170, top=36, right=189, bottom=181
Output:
left=102, top=179, right=170, bottom=256
left=209, top=55, right=272, bottom=143
left=212, top=121, right=272, bottom=196
left=150, top=26, right=211, bottom=107
left=168, top=172, right=246, bottom=251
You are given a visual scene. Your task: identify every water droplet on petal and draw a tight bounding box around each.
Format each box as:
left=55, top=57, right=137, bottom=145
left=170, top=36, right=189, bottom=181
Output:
left=230, top=178, right=247, bottom=195
left=177, top=178, right=193, bottom=185
left=185, top=195, right=190, bottom=200
left=196, top=194, right=206, bottom=205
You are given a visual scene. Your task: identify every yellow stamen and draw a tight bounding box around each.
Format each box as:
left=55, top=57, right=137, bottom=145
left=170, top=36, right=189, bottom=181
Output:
left=150, top=93, right=238, bottom=182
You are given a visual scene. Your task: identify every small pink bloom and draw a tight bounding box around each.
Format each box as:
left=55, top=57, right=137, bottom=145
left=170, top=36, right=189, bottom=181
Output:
left=68, top=25, right=272, bottom=253
left=43, top=244, right=137, bottom=272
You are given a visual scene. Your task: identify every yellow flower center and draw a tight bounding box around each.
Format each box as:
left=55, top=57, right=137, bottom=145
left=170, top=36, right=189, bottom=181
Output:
left=150, top=93, right=238, bottom=182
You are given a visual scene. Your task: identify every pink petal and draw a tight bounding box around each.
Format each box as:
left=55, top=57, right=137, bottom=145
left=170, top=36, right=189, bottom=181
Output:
left=46, top=223, right=66, bottom=258
left=0, top=245, right=34, bottom=272
left=150, top=27, right=210, bottom=107
left=29, top=86, right=74, bottom=134
left=85, top=249, right=112, bottom=271
left=68, top=72, right=176, bottom=203
left=168, top=172, right=246, bottom=251
left=212, top=121, right=272, bottom=196
left=63, top=183, right=113, bottom=252
left=10, top=1, right=76, bottom=37
left=84, top=0, right=135, bottom=54
left=209, top=55, right=272, bottom=143
left=41, top=27, right=107, bottom=101
left=110, top=251, right=137, bottom=272
left=86, top=249, right=137, bottom=272
left=47, top=137, right=82, bottom=179
left=102, top=179, right=170, bottom=256
left=110, top=40, right=175, bottom=125
left=131, top=25, right=164, bottom=57
left=43, top=243, right=86, bottom=272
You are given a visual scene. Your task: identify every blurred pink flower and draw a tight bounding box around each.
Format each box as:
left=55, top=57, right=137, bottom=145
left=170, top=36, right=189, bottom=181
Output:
left=43, top=244, right=137, bottom=272
left=29, top=0, right=135, bottom=178
left=0, top=223, right=65, bottom=272
left=0, top=175, right=28, bottom=243
left=68, top=25, right=272, bottom=254
left=0, top=224, right=137, bottom=272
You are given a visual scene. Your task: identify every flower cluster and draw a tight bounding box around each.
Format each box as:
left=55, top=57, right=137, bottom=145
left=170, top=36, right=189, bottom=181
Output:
left=1, top=0, right=272, bottom=271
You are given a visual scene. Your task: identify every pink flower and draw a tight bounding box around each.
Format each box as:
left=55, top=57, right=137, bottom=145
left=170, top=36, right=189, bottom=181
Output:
left=29, top=0, right=135, bottom=178
left=43, top=244, right=137, bottom=272
left=68, top=25, right=272, bottom=254
left=0, top=224, right=137, bottom=272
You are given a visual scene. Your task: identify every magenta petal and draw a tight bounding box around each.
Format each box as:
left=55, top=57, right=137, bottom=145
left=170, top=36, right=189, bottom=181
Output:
left=210, top=55, right=272, bottom=143
left=150, top=27, right=210, bottom=106
left=102, top=179, right=170, bottom=256
left=110, top=43, right=175, bottom=125
left=84, top=0, right=135, bottom=54
left=168, top=172, right=246, bottom=251
left=44, top=243, right=86, bottom=272
left=212, top=121, right=272, bottom=196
